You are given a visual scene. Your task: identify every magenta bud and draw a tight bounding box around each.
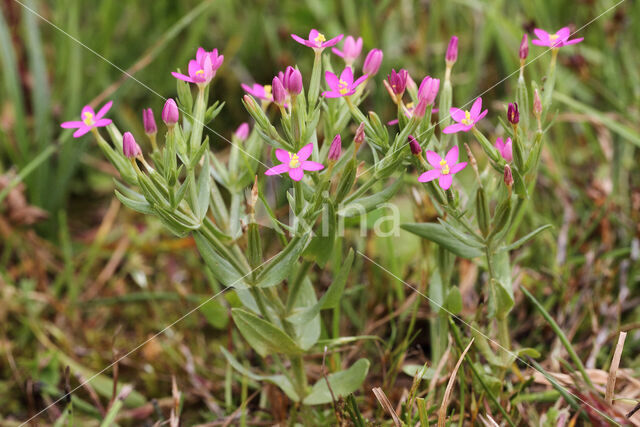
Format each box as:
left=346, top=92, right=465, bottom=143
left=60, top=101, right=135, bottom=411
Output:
left=519, top=34, right=529, bottom=60
left=363, top=49, right=383, bottom=76
left=142, top=108, right=157, bottom=135
left=328, top=134, right=342, bottom=161
left=162, top=98, right=179, bottom=126
left=533, top=89, right=542, bottom=117
left=272, top=76, right=286, bottom=105
left=285, top=67, right=303, bottom=95
left=387, top=69, right=408, bottom=96
left=235, top=122, right=250, bottom=141
left=418, top=76, right=440, bottom=105
left=354, top=122, right=365, bottom=145
left=413, top=98, right=428, bottom=118
left=123, top=132, right=142, bottom=158
left=446, top=36, right=458, bottom=64
left=504, top=164, right=514, bottom=188
left=408, top=135, right=421, bottom=155
left=507, top=102, right=519, bottom=125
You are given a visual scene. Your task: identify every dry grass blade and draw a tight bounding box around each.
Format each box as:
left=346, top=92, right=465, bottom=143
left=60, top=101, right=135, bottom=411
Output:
left=606, top=332, right=627, bottom=405
left=372, top=387, right=402, bottom=427
left=438, top=338, right=474, bottom=427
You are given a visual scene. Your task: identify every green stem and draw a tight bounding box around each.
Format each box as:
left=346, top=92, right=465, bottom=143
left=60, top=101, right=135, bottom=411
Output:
left=307, top=50, right=323, bottom=110
left=189, top=86, right=207, bottom=157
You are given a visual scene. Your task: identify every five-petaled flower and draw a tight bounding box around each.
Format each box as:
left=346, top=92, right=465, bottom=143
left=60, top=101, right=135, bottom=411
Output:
left=418, top=146, right=467, bottom=190
left=60, top=101, right=113, bottom=138
left=322, top=67, right=368, bottom=98
left=442, top=97, right=488, bottom=134
left=241, top=83, right=273, bottom=103
left=332, top=36, right=363, bottom=65
left=495, top=137, right=513, bottom=162
left=265, top=144, right=324, bottom=181
left=531, top=27, right=583, bottom=48
left=291, top=29, right=343, bottom=51
left=172, top=47, right=224, bottom=85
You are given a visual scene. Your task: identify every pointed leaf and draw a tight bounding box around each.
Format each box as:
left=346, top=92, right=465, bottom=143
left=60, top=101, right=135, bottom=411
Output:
left=231, top=308, right=303, bottom=357
left=303, top=359, right=370, bottom=405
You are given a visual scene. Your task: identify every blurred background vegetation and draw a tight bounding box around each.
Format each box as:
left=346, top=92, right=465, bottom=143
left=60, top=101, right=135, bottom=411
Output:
left=1, top=0, right=639, bottom=424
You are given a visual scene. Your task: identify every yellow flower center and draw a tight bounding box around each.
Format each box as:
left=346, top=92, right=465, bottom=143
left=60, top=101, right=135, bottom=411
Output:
left=440, top=159, right=450, bottom=175
left=406, top=102, right=414, bottom=109
left=549, top=34, right=559, bottom=41
left=264, top=85, right=272, bottom=96
left=289, top=153, right=300, bottom=168
left=338, top=79, right=349, bottom=95
left=82, top=112, right=95, bottom=126
left=461, top=110, right=473, bottom=126
left=195, top=69, right=205, bottom=76
left=314, top=33, right=326, bottom=44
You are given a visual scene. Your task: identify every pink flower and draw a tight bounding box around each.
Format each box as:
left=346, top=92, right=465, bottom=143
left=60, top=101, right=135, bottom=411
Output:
left=418, top=146, right=467, bottom=190
left=418, top=76, right=440, bottom=105
left=265, top=144, right=324, bottom=181
left=495, top=137, right=513, bottom=162
left=171, top=47, right=224, bottom=85
left=291, top=29, right=343, bottom=50
left=442, top=97, right=488, bottom=134
left=241, top=83, right=273, bottom=102
left=60, top=101, right=113, bottom=138
left=332, top=36, right=363, bottom=65
left=322, top=67, right=368, bottom=98
left=362, top=49, right=383, bottom=76
left=531, top=27, right=583, bottom=48
left=235, top=123, right=250, bottom=141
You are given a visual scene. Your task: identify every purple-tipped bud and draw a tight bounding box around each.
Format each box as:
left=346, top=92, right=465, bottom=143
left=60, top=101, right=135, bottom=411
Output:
left=284, top=67, right=303, bottom=95
left=418, top=76, right=440, bottom=105
left=408, top=135, right=421, bottom=155
left=142, top=108, right=157, bottom=135
left=235, top=122, right=250, bottom=141
left=328, top=134, right=342, bottom=161
left=413, top=98, right=428, bottom=118
left=507, top=102, right=519, bottom=125
left=162, top=98, right=179, bottom=126
left=363, top=49, right=383, bottom=76
left=446, top=36, right=458, bottom=64
left=387, top=69, right=408, bottom=96
left=533, top=89, right=542, bottom=117
left=354, top=122, right=365, bottom=146
left=272, top=76, right=286, bottom=105
left=504, top=164, right=514, bottom=188
left=123, top=132, right=142, bottom=159
left=519, top=34, right=529, bottom=60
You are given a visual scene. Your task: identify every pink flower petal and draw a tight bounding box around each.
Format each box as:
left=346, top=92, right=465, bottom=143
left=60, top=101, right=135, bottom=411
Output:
left=450, top=108, right=467, bottom=122
left=308, top=29, right=319, bottom=41
left=291, top=33, right=308, bottom=45
left=470, top=98, right=483, bottom=118
left=95, top=101, right=113, bottom=120
left=60, top=120, right=84, bottom=129
left=172, top=72, right=194, bottom=83
left=442, top=123, right=467, bottom=134
left=425, top=150, right=442, bottom=168
left=352, top=74, right=368, bottom=89
left=94, top=118, right=112, bottom=127
left=533, top=29, right=550, bottom=43
left=445, top=145, right=459, bottom=164
left=438, top=174, right=453, bottom=190
left=275, top=149, right=290, bottom=164
left=196, top=47, right=206, bottom=64
left=531, top=39, right=549, bottom=46
left=73, top=126, right=91, bottom=138
left=495, top=137, right=505, bottom=151
left=322, top=34, right=343, bottom=48
left=332, top=48, right=345, bottom=58
left=450, top=162, right=467, bottom=174
left=340, top=67, right=354, bottom=86
left=301, top=161, right=324, bottom=171
left=322, top=91, right=343, bottom=98
left=296, top=143, right=313, bottom=161
left=188, top=60, right=201, bottom=78
left=418, top=169, right=440, bottom=183
left=81, top=105, right=95, bottom=117
left=556, top=27, right=571, bottom=40
left=324, top=71, right=339, bottom=91
left=265, top=164, right=290, bottom=176
left=476, top=109, right=488, bottom=122
left=288, top=167, right=304, bottom=181
left=563, top=38, right=583, bottom=46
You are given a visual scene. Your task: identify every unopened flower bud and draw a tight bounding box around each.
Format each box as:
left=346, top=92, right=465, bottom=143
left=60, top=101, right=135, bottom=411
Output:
left=504, top=164, right=514, bottom=188
left=142, top=108, right=157, bottom=135
left=328, top=134, right=342, bottom=161
left=123, top=132, right=142, bottom=159
left=413, top=98, right=428, bottom=118
left=272, top=76, right=286, bottom=105
left=408, top=135, right=421, bottom=155
left=507, top=102, right=519, bottom=125
left=363, top=49, right=383, bottom=76
left=354, top=122, right=365, bottom=146
left=533, top=89, right=542, bottom=117
left=235, top=122, right=249, bottom=141
left=446, top=36, right=458, bottom=65
left=387, top=69, right=408, bottom=96
left=285, top=67, right=303, bottom=95
left=162, top=98, right=179, bottom=127
left=418, top=76, right=440, bottom=105
left=519, top=34, right=529, bottom=61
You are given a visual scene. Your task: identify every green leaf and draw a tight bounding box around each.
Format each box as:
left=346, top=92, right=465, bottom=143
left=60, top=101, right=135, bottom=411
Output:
left=255, top=235, right=309, bottom=288
left=444, top=286, right=462, bottom=314
left=401, top=223, right=483, bottom=259
left=194, top=231, right=249, bottom=289
left=291, top=279, right=321, bottom=350
left=302, top=359, right=370, bottom=405
left=402, top=364, right=436, bottom=380
left=199, top=297, right=228, bottom=329
left=303, top=200, right=336, bottom=267
left=219, top=347, right=299, bottom=402
left=231, top=308, right=303, bottom=357
left=196, top=151, right=210, bottom=220
left=502, top=224, right=553, bottom=252
left=339, top=179, right=402, bottom=217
